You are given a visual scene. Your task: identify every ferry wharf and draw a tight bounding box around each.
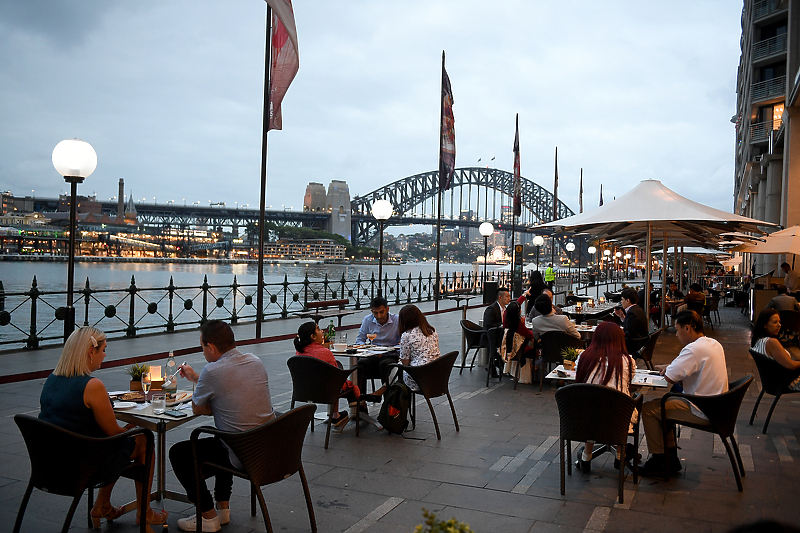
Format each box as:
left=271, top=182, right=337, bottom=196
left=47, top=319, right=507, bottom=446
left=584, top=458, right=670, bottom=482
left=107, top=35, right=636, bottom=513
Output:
left=0, top=300, right=798, bottom=532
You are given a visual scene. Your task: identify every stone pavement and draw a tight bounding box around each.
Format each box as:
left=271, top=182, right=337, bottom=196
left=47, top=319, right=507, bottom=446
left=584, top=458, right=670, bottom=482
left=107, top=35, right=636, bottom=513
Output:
left=1, top=301, right=799, bottom=533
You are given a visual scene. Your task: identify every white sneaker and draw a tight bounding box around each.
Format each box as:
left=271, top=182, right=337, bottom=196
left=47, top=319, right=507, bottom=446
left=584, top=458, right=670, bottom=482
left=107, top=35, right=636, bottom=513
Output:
left=216, top=507, right=230, bottom=525
left=177, top=514, right=221, bottom=532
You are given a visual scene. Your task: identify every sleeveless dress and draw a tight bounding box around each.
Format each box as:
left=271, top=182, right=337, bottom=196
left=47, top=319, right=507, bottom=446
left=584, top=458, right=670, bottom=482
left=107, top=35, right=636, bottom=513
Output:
left=40, top=374, right=135, bottom=486
left=753, top=337, right=800, bottom=391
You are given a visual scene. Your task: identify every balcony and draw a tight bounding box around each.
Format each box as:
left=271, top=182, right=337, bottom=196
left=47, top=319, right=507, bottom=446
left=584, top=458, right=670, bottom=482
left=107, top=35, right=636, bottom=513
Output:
left=754, top=0, right=788, bottom=21
left=752, top=33, right=787, bottom=62
left=749, top=119, right=780, bottom=144
left=751, top=75, right=785, bottom=102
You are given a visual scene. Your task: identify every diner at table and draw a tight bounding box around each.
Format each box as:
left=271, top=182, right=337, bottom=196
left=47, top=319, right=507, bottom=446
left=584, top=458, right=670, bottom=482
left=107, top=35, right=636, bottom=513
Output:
left=398, top=304, right=441, bottom=390
left=751, top=309, right=800, bottom=390
left=765, top=285, right=800, bottom=312
left=613, top=288, right=648, bottom=340
left=500, top=298, right=537, bottom=382
left=683, top=283, right=706, bottom=315
left=530, top=294, right=581, bottom=341
left=354, top=296, right=401, bottom=394
left=39, top=326, right=167, bottom=530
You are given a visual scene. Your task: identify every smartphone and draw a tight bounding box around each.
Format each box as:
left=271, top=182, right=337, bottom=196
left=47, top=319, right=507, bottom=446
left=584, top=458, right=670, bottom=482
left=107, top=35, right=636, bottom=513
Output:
left=164, top=409, right=188, bottom=418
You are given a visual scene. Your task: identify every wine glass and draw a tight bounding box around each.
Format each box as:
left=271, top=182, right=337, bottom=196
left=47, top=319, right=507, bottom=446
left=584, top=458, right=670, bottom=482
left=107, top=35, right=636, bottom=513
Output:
left=367, top=333, right=377, bottom=346
left=141, top=370, right=152, bottom=405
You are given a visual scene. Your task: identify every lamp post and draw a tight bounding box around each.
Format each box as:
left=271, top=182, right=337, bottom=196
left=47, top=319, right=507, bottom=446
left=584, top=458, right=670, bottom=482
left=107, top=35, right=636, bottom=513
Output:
left=52, top=139, right=97, bottom=341
left=479, top=222, right=494, bottom=291
left=532, top=235, right=545, bottom=272
left=371, top=199, right=393, bottom=297
left=588, top=246, right=597, bottom=297
left=565, top=241, right=575, bottom=292
left=615, top=251, right=622, bottom=281
left=603, top=249, right=611, bottom=287
left=624, top=253, right=631, bottom=279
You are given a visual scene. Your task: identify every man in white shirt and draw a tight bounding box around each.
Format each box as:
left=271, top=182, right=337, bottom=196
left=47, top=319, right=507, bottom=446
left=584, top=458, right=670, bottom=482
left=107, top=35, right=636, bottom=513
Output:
left=639, top=310, right=728, bottom=476
left=781, top=262, right=799, bottom=296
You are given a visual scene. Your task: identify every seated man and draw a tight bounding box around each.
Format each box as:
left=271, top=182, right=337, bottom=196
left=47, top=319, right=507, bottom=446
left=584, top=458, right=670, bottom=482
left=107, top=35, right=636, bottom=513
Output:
left=638, top=283, right=661, bottom=326
left=483, top=287, right=511, bottom=377
left=170, top=320, right=275, bottom=532
left=666, top=281, right=684, bottom=301
left=683, top=283, right=706, bottom=315
left=354, top=296, right=401, bottom=394
left=527, top=288, right=561, bottom=320
left=613, top=287, right=649, bottom=340
left=640, top=310, right=728, bottom=475
left=766, top=285, right=800, bottom=312
left=530, top=294, right=581, bottom=340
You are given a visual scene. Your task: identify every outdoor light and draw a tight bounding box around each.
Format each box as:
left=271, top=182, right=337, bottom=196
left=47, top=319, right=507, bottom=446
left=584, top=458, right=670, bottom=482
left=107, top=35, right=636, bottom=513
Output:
left=371, top=199, right=393, bottom=296
left=565, top=242, right=576, bottom=291
left=52, top=139, right=97, bottom=341
left=532, top=235, right=545, bottom=271
left=479, top=222, right=494, bottom=289
left=565, top=242, right=576, bottom=252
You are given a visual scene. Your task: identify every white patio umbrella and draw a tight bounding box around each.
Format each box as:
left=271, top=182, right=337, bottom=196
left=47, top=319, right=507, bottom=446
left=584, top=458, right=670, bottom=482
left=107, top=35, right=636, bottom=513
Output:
left=731, top=225, right=800, bottom=269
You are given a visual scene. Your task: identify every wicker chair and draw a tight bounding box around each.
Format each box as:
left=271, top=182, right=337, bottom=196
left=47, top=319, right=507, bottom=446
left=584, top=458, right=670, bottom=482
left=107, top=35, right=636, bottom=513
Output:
left=459, top=319, right=486, bottom=375
left=555, top=384, right=642, bottom=504
left=539, top=331, right=585, bottom=391
left=189, top=405, right=317, bottom=533
left=13, top=414, right=153, bottom=533
left=389, top=351, right=459, bottom=440
left=748, top=348, right=800, bottom=434
left=287, top=356, right=360, bottom=449
left=660, top=375, right=753, bottom=491
left=484, top=325, right=505, bottom=387
left=635, top=329, right=661, bottom=371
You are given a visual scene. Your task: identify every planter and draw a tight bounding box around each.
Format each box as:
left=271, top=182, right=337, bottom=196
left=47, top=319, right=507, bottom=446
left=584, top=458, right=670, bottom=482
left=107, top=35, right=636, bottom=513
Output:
left=130, top=380, right=143, bottom=392
left=562, top=360, right=575, bottom=371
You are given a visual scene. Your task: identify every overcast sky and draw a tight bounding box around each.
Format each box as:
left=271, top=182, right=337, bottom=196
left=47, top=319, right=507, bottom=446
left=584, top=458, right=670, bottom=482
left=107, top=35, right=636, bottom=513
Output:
left=0, top=0, right=741, bottom=228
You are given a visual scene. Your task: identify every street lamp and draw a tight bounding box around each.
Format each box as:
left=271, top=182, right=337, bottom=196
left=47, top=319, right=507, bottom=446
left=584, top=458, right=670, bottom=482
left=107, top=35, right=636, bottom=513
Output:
left=52, top=139, right=97, bottom=341
left=479, top=222, right=494, bottom=290
left=603, top=249, right=611, bottom=286
left=588, top=246, right=598, bottom=297
left=565, top=241, right=576, bottom=291
left=624, top=253, right=631, bottom=279
left=532, top=235, right=545, bottom=272
left=615, top=251, right=622, bottom=280
left=372, top=199, right=393, bottom=296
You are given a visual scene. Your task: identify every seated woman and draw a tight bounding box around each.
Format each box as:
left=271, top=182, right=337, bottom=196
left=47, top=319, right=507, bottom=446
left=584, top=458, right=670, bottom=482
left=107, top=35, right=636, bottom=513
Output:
left=39, top=327, right=166, bottom=530
left=294, top=321, right=360, bottom=427
left=752, top=309, right=800, bottom=390
left=573, top=321, right=638, bottom=472
left=501, top=299, right=537, bottom=382
left=397, top=304, right=440, bottom=390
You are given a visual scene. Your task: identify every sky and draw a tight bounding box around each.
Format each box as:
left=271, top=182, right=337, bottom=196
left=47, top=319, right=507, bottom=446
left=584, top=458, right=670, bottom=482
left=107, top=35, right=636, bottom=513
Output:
left=0, top=0, right=743, bottom=233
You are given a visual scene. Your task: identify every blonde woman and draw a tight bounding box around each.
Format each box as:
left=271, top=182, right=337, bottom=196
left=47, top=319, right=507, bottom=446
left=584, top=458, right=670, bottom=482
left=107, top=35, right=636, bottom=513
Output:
left=38, top=327, right=166, bottom=530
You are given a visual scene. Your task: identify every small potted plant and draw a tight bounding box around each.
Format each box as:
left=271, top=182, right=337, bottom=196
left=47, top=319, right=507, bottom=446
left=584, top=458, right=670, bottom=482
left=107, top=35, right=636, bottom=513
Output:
left=127, top=363, right=148, bottom=391
left=561, top=347, right=581, bottom=370
left=414, top=509, right=473, bottom=533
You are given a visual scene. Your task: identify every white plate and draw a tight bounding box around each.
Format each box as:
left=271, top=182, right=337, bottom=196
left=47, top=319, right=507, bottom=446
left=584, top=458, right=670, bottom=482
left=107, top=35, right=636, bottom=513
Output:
left=114, top=401, right=137, bottom=410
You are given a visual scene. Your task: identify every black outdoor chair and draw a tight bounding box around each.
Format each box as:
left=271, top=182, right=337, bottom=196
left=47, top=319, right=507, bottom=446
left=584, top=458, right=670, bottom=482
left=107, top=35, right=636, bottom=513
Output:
left=779, top=310, right=800, bottom=348
left=660, top=374, right=753, bottom=491
left=459, top=319, right=486, bottom=375
left=389, top=351, right=460, bottom=440
left=287, top=356, right=360, bottom=449
left=555, top=384, right=643, bottom=504
left=189, top=405, right=317, bottom=533
left=625, top=335, right=650, bottom=360
left=635, top=329, right=661, bottom=371
left=484, top=325, right=505, bottom=387
left=539, top=331, right=585, bottom=391
left=748, top=348, right=800, bottom=434
left=13, top=414, right=153, bottom=533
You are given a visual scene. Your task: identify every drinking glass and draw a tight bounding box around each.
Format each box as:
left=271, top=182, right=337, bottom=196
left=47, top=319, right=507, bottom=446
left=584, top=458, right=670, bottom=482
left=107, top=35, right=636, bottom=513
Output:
left=141, top=371, right=151, bottom=404
left=152, top=392, right=166, bottom=415
left=367, top=333, right=377, bottom=345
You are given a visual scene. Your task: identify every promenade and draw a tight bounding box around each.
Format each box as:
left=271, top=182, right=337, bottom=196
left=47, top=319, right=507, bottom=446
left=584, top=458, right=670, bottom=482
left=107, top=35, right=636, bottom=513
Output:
left=1, top=299, right=799, bottom=532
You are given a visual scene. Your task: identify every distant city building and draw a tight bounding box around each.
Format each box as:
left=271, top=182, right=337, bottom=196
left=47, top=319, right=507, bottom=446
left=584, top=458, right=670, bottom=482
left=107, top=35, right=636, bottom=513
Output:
left=396, top=234, right=409, bottom=251
left=441, top=229, right=458, bottom=244
left=303, top=180, right=351, bottom=241
left=735, top=0, right=799, bottom=276
left=0, top=193, right=35, bottom=215
left=262, top=239, right=345, bottom=260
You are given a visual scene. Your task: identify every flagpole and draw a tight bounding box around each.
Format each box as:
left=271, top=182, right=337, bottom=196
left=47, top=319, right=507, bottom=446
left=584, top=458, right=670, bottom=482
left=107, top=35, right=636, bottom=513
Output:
left=435, top=50, right=445, bottom=312
left=256, top=5, right=273, bottom=339
left=551, top=147, right=558, bottom=268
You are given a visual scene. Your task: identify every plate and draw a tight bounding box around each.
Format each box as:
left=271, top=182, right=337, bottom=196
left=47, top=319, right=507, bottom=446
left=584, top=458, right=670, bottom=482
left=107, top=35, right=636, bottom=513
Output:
left=167, top=391, right=192, bottom=407
left=114, top=401, right=137, bottom=410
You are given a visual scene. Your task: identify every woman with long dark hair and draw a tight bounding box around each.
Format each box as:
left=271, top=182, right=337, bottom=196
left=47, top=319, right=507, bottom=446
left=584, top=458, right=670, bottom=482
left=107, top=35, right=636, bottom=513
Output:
left=527, top=271, right=547, bottom=316
left=573, top=321, right=637, bottom=472
left=294, top=321, right=360, bottom=426
left=397, top=305, right=440, bottom=389
left=752, top=309, right=800, bottom=390
left=501, top=296, right=537, bottom=381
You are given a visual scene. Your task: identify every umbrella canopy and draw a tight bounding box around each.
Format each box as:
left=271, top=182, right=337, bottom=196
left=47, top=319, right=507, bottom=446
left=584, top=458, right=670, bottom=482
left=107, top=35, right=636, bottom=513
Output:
left=523, top=263, right=540, bottom=272
left=731, top=225, right=800, bottom=256
left=652, top=246, right=730, bottom=256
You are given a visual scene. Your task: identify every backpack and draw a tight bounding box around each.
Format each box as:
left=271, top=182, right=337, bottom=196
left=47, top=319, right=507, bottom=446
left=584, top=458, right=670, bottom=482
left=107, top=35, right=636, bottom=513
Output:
left=377, top=379, right=410, bottom=434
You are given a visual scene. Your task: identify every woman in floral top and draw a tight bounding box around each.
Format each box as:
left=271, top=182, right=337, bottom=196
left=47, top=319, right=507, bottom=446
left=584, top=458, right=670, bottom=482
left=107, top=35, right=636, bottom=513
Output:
left=398, top=304, right=440, bottom=390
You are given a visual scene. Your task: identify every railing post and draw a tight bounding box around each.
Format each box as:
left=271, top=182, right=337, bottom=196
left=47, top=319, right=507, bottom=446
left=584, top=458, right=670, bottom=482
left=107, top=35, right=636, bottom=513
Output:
left=281, top=274, right=289, bottom=318
left=370, top=272, right=375, bottom=301
left=303, top=273, right=310, bottom=308
left=82, top=278, right=91, bottom=327
left=167, top=276, right=176, bottom=333
left=340, top=273, right=347, bottom=306
left=407, top=272, right=412, bottom=303
left=27, top=276, right=40, bottom=349
left=417, top=272, right=423, bottom=303
left=323, top=273, right=329, bottom=300
left=395, top=272, right=400, bottom=306
left=126, top=275, right=137, bottom=337
left=355, top=273, right=362, bottom=310
left=427, top=273, right=433, bottom=301
left=201, top=275, right=209, bottom=326
left=231, top=275, right=239, bottom=324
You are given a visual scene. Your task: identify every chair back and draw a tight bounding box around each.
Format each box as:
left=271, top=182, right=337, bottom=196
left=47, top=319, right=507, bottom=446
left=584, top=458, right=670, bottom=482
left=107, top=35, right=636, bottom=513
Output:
left=540, top=331, right=584, bottom=365
left=460, top=320, right=485, bottom=350
left=485, top=325, right=504, bottom=356
left=638, top=329, right=661, bottom=364
left=677, top=375, right=753, bottom=439
left=287, top=356, right=353, bottom=405
left=708, top=294, right=720, bottom=312
left=14, top=414, right=148, bottom=497
left=748, top=348, right=800, bottom=395
left=625, top=335, right=649, bottom=356
left=211, top=405, right=314, bottom=487
left=401, top=351, right=458, bottom=398
left=555, top=384, right=641, bottom=446
left=779, top=310, right=800, bottom=332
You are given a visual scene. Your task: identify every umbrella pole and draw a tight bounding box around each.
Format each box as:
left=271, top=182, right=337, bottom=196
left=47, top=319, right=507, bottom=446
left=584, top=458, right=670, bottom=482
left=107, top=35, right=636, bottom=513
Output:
left=645, top=222, right=652, bottom=322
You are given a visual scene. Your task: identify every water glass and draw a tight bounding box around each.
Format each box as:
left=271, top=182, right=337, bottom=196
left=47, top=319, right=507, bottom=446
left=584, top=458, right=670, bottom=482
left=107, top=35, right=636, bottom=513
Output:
left=151, top=392, right=166, bottom=415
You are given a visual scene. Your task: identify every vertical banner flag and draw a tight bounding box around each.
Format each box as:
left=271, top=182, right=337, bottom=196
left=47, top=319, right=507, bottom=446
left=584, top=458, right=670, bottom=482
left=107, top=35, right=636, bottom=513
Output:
left=553, top=147, right=559, bottom=220
left=266, top=0, right=299, bottom=131
left=439, top=52, right=456, bottom=191
left=599, top=184, right=604, bottom=206
left=513, top=114, right=521, bottom=217
left=579, top=168, right=584, bottom=213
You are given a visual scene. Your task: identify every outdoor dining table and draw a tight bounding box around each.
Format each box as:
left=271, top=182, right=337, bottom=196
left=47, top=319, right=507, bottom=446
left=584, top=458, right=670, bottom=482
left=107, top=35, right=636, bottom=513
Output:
left=560, top=302, right=617, bottom=321
left=112, top=391, right=198, bottom=507
left=330, top=345, right=400, bottom=428
left=544, top=365, right=670, bottom=388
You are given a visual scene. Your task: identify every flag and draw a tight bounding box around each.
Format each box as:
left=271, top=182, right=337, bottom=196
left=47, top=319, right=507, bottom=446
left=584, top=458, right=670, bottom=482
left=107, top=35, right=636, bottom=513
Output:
left=439, top=51, right=456, bottom=191
left=512, top=114, right=521, bottom=217
left=553, top=147, right=559, bottom=220
left=579, top=168, right=584, bottom=214
left=266, top=0, right=299, bottom=131
left=599, top=184, right=604, bottom=206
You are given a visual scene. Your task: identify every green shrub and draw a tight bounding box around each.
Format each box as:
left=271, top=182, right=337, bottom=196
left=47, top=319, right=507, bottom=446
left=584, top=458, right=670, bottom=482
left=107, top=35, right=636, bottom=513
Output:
left=414, top=509, right=473, bottom=533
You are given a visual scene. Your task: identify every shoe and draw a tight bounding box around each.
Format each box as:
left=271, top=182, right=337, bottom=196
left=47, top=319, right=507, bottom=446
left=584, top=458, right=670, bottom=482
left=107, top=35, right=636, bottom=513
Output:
left=574, top=458, right=591, bottom=472
left=136, top=509, right=168, bottom=530
left=614, top=444, right=642, bottom=470
left=639, top=452, right=681, bottom=477
left=216, top=507, right=230, bottom=525
left=333, top=411, right=350, bottom=428
left=177, top=514, right=222, bottom=532
left=91, top=504, right=124, bottom=529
